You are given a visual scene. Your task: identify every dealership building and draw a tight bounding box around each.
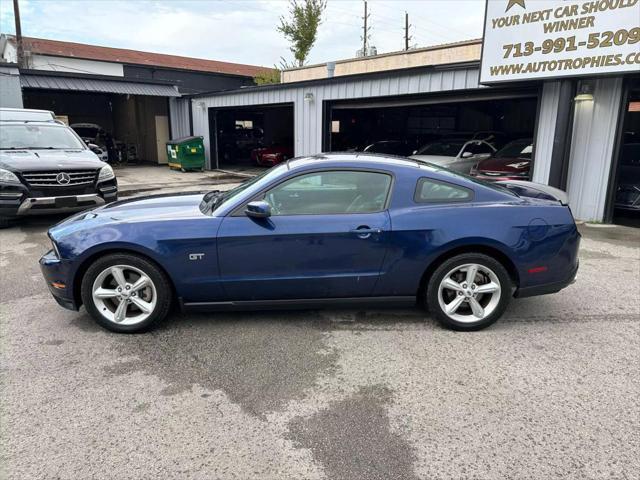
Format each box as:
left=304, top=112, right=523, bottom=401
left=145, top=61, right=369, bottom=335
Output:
left=189, top=0, right=639, bottom=225
left=1, top=0, right=638, bottom=226
left=0, top=34, right=265, bottom=164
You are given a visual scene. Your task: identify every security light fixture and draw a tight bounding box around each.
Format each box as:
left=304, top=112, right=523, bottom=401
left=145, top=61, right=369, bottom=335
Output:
left=575, top=83, right=594, bottom=102
left=304, top=92, right=314, bottom=103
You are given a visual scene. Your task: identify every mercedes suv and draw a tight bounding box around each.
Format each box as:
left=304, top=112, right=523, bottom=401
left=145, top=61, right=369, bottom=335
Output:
left=0, top=108, right=117, bottom=227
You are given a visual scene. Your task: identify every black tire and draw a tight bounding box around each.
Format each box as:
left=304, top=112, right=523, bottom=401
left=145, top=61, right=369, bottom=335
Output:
left=426, top=253, right=512, bottom=331
left=80, top=253, right=172, bottom=333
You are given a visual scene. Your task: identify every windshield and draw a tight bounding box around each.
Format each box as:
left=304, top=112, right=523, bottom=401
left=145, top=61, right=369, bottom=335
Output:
left=495, top=140, right=532, bottom=159
left=416, top=141, right=464, bottom=156
left=200, top=164, right=287, bottom=214
left=0, top=125, right=85, bottom=150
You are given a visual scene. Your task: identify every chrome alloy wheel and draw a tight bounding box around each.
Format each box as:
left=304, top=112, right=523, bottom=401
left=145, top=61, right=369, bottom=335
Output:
left=437, top=263, right=502, bottom=323
left=91, top=265, right=157, bottom=326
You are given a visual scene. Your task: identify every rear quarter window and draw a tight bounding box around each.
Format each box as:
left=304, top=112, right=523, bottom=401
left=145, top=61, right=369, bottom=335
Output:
left=414, top=178, right=473, bottom=203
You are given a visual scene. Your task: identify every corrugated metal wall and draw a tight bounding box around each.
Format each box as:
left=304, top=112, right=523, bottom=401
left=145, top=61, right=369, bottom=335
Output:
left=0, top=65, right=23, bottom=108
left=531, top=81, right=560, bottom=185
left=192, top=67, right=484, bottom=168
left=169, top=97, right=191, bottom=139
left=566, top=77, right=623, bottom=221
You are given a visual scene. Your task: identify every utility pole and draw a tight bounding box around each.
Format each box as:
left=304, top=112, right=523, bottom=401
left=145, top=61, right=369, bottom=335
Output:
left=13, top=0, right=25, bottom=67
left=404, top=11, right=412, bottom=51
left=362, top=1, right=370, bottom=56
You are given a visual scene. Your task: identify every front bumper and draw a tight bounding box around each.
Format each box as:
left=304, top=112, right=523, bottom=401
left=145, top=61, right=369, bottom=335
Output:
left=39, top=249, right=79, bottom=311
left=0, top=181, right=117, bottom=219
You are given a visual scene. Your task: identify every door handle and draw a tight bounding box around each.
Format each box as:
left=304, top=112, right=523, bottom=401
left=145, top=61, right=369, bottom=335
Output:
left=350, top=226, right=383, bottom=239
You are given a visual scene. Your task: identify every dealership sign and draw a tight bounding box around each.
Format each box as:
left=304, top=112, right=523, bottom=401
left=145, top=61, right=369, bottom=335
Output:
left=480, top=0, right=640, bottom=83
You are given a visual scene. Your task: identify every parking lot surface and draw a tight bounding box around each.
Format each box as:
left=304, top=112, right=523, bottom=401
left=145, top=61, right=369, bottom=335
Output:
left=1, top=205, right=638, bottom=479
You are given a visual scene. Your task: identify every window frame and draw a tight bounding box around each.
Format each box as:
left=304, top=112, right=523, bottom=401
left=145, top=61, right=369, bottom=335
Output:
left=230, top=167, right=395, bottom=217
left=413, top=177, right=474, bottom=204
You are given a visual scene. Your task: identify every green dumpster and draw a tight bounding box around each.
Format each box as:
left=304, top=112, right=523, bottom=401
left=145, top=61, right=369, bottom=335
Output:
left=166, top=136, right=205, bottom=172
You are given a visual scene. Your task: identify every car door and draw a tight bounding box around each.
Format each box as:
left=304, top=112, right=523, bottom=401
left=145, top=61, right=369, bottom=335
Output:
left=216, top=169, right=393, bottom=301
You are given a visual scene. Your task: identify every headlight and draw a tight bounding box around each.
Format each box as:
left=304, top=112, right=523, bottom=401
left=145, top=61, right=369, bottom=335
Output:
left=98, top=165, right=115, bottom=182
left=0, top=168, right=20, bottom=184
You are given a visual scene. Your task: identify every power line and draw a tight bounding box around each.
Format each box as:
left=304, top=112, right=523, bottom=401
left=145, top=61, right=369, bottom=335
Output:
left=368, top=1, right=475, bottom=39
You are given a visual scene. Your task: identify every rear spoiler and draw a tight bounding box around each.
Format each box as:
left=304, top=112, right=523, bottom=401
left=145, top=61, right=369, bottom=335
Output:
left=495, top=180, right=569, bottom=205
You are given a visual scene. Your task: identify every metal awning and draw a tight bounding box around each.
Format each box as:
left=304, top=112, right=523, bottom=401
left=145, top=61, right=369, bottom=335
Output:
left=20, top=74, right=181, bottom=97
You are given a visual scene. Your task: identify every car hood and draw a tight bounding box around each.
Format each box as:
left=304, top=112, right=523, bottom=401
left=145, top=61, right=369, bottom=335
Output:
left=96, top=192, right=206, bottom=221
left=477, top=156, right=531, bottom=173
left=49, top=192, right=207, bottom=239
left=0, top=149, right=105, bottom=171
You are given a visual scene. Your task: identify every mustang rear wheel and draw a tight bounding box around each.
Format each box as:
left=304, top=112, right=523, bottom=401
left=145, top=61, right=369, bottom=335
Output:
left=81, top=253, right=172, bottom=333
left=427, top=253, right=512, bottom=331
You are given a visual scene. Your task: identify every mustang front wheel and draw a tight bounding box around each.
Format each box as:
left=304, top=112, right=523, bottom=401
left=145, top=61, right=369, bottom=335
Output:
left=81, top=253, right=172, bottom=333
left=427, top=253, right=512, bottom=331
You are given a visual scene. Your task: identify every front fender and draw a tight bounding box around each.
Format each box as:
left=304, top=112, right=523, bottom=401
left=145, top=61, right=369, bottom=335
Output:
left=52, top=217, right=224, bottom=304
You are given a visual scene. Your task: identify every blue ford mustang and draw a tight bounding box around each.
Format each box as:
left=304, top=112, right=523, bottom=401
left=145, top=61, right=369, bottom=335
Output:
left=40, top=154, right=580, bottom=333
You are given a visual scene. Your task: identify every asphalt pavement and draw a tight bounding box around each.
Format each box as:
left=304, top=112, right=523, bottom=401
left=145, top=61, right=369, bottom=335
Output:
left=1, top=200, right=638, bottom=479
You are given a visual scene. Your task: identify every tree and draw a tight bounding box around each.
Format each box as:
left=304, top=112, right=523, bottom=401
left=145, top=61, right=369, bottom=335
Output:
left=277, top=0, right=327, bottom=67
left=254, top=68, right=281, bottom=85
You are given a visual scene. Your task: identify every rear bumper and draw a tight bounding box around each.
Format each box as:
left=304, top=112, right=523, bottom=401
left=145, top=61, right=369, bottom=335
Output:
left=515, top=261, right=579, bottom=298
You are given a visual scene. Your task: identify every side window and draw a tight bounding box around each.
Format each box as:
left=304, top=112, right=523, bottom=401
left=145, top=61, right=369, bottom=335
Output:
left=465, top=142, right=494, bottom=155
left=264, top=170, right=392, bottom=215
left=414, top=178, right=473, bottom=203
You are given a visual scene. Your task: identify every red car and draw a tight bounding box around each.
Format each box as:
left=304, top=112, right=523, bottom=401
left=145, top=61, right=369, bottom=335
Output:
left=470, top=139, right=533, bottom=181
left=251, top=145, right=294, bottom=166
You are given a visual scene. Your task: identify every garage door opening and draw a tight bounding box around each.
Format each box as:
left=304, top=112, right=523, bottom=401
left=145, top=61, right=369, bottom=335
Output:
left=210, top=104, right=294, bottom=170
left=327, top=93, right=538, bottom=176
left=608, top=78, right=640, bottom=227
left=22, top=89, right=171, bottom=166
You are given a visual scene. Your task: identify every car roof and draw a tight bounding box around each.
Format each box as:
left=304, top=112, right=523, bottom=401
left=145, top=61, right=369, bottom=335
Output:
left=0, top=120, right=67, bottom=127
left=290, top=152, right=485, bottom=179
left=284, top=153, right=513, bottom=195
left=287, top=152, right=424, bottom=171
left=0, top=108, right=56, bottom=122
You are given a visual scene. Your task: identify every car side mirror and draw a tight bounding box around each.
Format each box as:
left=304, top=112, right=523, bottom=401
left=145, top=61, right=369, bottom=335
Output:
left=245, top=200, right=271, bottom=218
left=461, top=151, right=474, bottom=158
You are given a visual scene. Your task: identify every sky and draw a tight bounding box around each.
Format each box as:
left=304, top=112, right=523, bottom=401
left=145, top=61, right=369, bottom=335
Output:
left=0, top=0, right=485, bottom=67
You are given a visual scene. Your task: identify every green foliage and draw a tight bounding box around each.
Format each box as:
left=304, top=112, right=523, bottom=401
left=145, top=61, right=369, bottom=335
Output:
left=277, top=0, right=327, bottom=67
left=254, top=68, right=282, bottom=85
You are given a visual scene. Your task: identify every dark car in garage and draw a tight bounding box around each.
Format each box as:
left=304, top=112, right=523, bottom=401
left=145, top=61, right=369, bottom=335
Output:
left=470, top=139, right=533, bottom=181
left=251, top=144, right=294, bottom=166
left=614, top=143, right=640, bottom=212
left=0, top=109, right=118, bottom=227
left=363, top=140, right=415, bottom=157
